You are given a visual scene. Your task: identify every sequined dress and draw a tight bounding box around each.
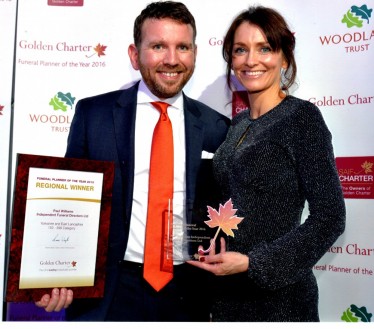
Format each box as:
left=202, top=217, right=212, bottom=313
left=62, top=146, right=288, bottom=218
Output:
left=211, top=95, right=346, bottom=321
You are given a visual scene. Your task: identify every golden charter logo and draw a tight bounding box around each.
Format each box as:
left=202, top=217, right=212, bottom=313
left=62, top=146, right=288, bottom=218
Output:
left=48, top=0, right=84, bottom=6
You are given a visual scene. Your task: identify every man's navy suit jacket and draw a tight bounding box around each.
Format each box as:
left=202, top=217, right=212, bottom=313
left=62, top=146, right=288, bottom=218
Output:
left=64, top=81, right=230, bottom=320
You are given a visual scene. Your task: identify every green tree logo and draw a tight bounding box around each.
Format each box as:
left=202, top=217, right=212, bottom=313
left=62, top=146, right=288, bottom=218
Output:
left=49, top=92, right=76, bottom=112
left=341, top=304, right=372, bottom=322
left=342, top=5, right=372, bottom=28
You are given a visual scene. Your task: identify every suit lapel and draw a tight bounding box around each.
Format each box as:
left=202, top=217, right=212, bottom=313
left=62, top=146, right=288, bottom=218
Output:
left=183, top=95, right=205, bottom=212
left=113, top=82, right=139, bottom=220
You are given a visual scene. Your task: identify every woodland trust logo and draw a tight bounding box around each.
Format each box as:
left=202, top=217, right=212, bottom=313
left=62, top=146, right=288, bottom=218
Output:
left=341, top=304, right=372, bottom=322
left=28, top=92, right=75, bottom=132
left=49, top=92, right=76, bottom=112
left=319, top=4, right=373, bottom=53
left=342, top=5, right=372, bottom=28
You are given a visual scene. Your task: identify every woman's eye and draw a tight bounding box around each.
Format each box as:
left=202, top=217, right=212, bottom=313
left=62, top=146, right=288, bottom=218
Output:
left=260, top=47, right=272, bottom=53
left=233, top=47, right=246, bottom=55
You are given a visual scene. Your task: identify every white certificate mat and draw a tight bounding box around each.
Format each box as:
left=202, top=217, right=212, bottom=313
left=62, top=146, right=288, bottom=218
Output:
left=19, top=167, right=104, bottom=289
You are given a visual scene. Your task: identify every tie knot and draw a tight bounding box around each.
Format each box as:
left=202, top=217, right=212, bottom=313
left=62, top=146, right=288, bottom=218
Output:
left=151, top=101, right=169, bottom=115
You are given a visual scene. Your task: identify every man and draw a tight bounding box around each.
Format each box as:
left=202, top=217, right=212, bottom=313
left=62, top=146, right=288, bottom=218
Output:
left=35, top=1, right=230, bottom=321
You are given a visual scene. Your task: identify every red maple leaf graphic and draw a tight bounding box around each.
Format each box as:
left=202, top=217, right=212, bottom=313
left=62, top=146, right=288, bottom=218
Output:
left=93, top=43, right=107, bottom=57
left=86, top=43, right=107, bottom=58
left=0, top=105, right=4, bottom=116
left=205, top=199, right=243, bottom=237
left=199, top=199, right=244, bottom=254
left=71, top=261, right=77, bottom=267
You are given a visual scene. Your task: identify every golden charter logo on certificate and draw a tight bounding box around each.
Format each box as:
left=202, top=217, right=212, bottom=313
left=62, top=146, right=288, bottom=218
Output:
left=6, top=154, right=114, bottom=302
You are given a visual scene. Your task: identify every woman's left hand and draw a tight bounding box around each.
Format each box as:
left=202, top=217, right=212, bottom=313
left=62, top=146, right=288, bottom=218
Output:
left=186, top=237, right=249, bottom=276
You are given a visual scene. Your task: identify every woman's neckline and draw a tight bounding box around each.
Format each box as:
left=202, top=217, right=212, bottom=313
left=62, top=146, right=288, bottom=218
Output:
left=248, top=95, right=289, bottom=121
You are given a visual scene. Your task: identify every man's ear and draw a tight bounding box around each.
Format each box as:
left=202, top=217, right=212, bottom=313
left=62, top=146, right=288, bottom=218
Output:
left=128, top=44, right=139, bottom=70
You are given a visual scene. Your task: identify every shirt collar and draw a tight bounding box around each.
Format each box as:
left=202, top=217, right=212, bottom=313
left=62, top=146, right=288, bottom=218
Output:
left=137, top=79, right=183, bottom=110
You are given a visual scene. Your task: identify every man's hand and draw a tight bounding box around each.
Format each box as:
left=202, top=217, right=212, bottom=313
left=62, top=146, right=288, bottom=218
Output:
left=35, top=288, right=73, bottom=312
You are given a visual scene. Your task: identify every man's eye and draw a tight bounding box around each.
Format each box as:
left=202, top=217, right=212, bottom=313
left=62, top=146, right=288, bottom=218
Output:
left=153, top=44, right=164, bottom=50
left=178, top=45, right=189, bottom=51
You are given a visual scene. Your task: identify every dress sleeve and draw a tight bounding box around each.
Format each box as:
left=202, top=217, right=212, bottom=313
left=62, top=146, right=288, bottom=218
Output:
left=247, top=103, right=346, bottom=290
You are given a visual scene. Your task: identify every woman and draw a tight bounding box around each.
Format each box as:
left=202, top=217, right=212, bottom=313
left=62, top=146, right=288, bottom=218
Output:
left=188, top=6, right=346, bottom=321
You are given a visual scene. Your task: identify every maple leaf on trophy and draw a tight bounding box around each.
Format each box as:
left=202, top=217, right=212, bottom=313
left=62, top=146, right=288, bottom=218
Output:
left=198, top=199, right=244, bottom=254
left=86, top=43, right=107, bottom=58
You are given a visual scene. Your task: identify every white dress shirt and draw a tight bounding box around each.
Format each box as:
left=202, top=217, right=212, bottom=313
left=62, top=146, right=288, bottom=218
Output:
left=124, top=80, right=186, bottom=264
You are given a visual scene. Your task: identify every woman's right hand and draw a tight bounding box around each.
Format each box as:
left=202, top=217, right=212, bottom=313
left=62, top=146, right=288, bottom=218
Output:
left=187, top=237, right=249, bottom=276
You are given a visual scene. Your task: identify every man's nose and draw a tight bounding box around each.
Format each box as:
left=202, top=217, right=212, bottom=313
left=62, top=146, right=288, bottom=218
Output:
left=163, top=48, right=178, bottom=65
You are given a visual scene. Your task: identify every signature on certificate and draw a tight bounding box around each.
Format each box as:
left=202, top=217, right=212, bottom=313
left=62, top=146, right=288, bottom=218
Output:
left=52, top=234, right=70, bottom=243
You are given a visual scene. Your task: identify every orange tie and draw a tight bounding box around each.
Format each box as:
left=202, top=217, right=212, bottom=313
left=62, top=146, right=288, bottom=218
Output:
left=144, top=101, right=174, bottom=291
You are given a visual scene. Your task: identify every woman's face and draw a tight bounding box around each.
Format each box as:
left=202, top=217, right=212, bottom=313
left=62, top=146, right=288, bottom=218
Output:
left=231, top=22, right=287, bottom=96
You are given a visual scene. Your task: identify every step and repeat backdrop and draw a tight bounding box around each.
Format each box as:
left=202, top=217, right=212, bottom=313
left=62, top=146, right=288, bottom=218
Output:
left=1, top=0, right=373, bottom=323
left=0, top=0, right=16, bottom=322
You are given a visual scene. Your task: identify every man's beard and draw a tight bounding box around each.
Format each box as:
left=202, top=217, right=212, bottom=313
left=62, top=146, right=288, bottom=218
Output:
left=139, top=65, right=194, bottom=99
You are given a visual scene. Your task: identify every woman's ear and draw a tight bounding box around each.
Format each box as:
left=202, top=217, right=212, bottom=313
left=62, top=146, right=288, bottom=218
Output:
left=282, top=58, right=288, bottom=70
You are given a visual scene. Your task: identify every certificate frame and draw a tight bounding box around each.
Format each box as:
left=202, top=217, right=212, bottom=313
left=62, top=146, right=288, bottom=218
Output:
left=5, top=153, right=115, bottom=302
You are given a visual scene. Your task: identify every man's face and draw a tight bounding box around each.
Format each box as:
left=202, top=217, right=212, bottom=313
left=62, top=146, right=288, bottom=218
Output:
left=128, top=18, right=197, bottom=99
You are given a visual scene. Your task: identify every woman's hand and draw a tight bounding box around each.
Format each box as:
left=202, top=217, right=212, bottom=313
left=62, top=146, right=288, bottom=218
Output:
left=35, top=288, right=73, bottom=312
left=187, top=237, right=249, bottom=276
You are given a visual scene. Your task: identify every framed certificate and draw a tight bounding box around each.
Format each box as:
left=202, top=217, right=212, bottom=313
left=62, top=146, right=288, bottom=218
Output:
left=5, top=154, right=114, bottom=302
